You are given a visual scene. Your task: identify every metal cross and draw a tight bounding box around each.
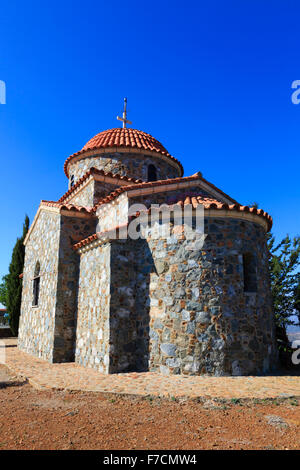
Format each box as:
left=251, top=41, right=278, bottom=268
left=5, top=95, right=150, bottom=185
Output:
left=117, top=97, right=132, bottom=128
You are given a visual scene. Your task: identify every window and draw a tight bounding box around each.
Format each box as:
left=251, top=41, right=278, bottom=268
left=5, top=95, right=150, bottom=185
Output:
left=70, top=175, right=75, bottom=187
left=32, top=262, right=40, bottom=306
left=147, top=164, right=157, bottom=182
left=243, top=253, right=257, bottom=293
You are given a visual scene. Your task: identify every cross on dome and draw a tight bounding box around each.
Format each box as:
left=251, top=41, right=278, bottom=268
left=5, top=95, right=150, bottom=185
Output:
left=117, top=97, right=132, bottom=129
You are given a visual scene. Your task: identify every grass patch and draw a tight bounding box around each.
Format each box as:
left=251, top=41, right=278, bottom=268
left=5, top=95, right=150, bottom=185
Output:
left=230, top=398, right=241, bottom=405
left=289, top=399, right=298, bottom=406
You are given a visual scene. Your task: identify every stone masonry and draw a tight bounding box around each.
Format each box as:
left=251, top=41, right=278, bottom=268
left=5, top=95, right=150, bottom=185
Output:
left=68, top=152, right=180, bottom=188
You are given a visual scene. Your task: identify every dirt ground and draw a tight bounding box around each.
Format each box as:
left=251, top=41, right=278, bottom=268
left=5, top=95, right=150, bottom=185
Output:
left=0, top=365, right=299, bottom=450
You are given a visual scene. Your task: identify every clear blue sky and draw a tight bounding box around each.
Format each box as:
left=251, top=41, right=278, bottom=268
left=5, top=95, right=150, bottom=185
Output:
left=0, top=0, right=300, bottom=292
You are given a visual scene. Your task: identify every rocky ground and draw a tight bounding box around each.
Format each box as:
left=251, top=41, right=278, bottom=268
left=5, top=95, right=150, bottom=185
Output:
left=0, top=365, right=299, bottom=450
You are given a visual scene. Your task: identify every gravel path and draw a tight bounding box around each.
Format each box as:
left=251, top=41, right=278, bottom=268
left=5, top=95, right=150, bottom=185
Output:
left=2, top=338, right=300, bottom=399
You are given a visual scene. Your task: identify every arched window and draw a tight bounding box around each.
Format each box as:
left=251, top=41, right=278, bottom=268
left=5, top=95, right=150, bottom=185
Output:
left=147, top=164, right=157, bottom=182
left=32, top=262, right=40, bottom=306
left=70, top=175, right=75, bottom=188
left=243, top=253, right=257, bottom=293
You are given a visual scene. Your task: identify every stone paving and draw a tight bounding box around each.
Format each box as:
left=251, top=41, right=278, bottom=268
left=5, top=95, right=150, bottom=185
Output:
left=1, top=339, right=299, bottom=400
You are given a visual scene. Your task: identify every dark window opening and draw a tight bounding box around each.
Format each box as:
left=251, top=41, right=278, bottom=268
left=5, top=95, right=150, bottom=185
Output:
left=70, top=175, right=75, bottom=187
left=32, top=262, right=40, bottom=306
left=147, top=164, right=157, bottom=182
left=243, top=253, right=257, bottom=293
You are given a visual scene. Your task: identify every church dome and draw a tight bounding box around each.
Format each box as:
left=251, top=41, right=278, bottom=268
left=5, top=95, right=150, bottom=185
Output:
left=82, top=128, right=170, bottom=156
left=64, top=128, right=183, bottom=178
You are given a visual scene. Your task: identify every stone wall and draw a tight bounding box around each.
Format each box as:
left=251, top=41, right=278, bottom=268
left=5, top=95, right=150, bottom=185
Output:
left=18, top=209, right=60, bottom=361
left=75, top=238, right=151, bottom=373
left=75, top=240, right=147, bottom=373
left=19, top=210, right=97, bottom=363
left=96, top=193, right=128, bottom=234
left=67, top=179, right=122, bottom=207
left=67, top=152, right=180, bottom=186
left=75, top=243, right=111, bottom=372
left=109, top=240, right=150, bottom=372
left=67, top=179, right=95, bottom=206
left=142, top=217, right=277, bottom=376
left=93, top=181, right=121, bottom=205
left=53, top=214, right=97, bottom=362
left=75, top=215, right=276, bottom=376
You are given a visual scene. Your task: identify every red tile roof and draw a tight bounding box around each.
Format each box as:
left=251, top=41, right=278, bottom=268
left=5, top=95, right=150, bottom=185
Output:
left=91, top=173, right=240, bottom=213
left=173, top=195, right=273, bottom=230
left=58, top=167, right=143, bottom=204
left=73, top=223, right=130, bottom=250
left=73, top=194, right=272, bottom=250
left=82, top=128, right=171, bottom=154
left=40, top=200, right=95, bottom=214
left=74, top=233, right=98, bottom=249
left=132, top=195, right=272, bottom=230
left=64, top=128, right=183, bottom=177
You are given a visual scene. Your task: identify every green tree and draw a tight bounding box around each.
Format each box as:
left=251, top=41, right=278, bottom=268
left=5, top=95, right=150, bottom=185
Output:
left=6, top=215, right=30, bottom=336
left=267, top=233, right=300, bottom=332
left=0, top=274, right=9, bottom=307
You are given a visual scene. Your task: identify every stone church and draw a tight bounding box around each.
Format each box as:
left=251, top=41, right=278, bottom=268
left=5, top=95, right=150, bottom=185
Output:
left=18, top=102, right=277, bottom=376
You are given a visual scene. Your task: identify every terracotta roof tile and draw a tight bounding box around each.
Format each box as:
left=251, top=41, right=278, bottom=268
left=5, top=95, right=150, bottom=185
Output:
left=172, top=195, right=272, bottom=230
left=91, top=174, right=240, bottom=213
left=64, top=128, right=183, bottom=177
left=131, top=195, right=272, bottom=230
left=40, top=200, right=94, bottom=214
left=74, top=233, right=98, bottom=249
left=73, top=223, right=130, bottom=250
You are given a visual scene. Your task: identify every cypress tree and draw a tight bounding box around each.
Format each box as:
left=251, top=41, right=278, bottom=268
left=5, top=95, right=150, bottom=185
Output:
left=6, top=215, right=29, bottom=336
